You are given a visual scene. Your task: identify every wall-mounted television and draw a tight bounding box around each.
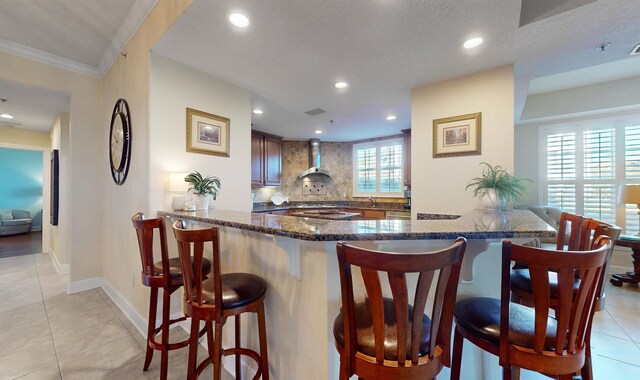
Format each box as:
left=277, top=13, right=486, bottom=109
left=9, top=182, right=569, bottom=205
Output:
left=50, top=149, right=59, bottom=226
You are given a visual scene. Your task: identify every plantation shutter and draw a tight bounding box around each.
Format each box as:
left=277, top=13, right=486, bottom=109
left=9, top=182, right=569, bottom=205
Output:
left=356, top=147, right=376, bottom=193
left=625, top=125, right=640, bottom=233
left=583, top=128, right=615, bottom=224
left=546, top=132, right=576, bottom=213
left=379, top=144, right=403, bottom=193
left=353, top=138, right=404, bottom=196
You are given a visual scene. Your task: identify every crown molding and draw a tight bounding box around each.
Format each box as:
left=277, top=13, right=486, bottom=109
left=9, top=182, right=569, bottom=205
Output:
left=0, top=39, right=100, bottom=78
left=97, top=0, right=160, bottom=76
left=0, top=0, right=159, bottom=79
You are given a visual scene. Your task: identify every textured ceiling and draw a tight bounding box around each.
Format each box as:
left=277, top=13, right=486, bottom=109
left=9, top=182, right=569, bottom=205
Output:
left=0, top=80, right=69, bottom=132
left=0, top=0, right=136, bottom=68
left=152, top=0, right=640, bottom=141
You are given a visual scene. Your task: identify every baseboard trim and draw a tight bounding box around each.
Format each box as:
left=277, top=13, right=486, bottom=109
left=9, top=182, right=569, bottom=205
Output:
left=67, top=276, right=103, bottom=294
left=100, top=279, right=149, bottom=338
left=48, top=248, right=69, bottom=274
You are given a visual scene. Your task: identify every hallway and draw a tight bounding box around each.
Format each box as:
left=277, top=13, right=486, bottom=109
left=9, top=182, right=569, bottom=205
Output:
left=0, top=232, right=42, bottom=259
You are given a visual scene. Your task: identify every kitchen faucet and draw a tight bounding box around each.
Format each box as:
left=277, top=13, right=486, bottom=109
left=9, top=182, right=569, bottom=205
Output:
left=368, top=196, right=376, bottom=207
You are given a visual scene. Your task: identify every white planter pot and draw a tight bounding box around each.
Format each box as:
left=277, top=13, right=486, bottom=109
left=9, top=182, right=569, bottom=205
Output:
left=193, top=194, right=210, bottom=210
left=480, top=189, right=509, bottom=210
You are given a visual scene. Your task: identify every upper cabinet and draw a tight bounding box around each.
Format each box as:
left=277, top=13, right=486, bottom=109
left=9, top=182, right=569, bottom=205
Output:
left=251, top=130, right=282, bottom=187
left=402, top=129, right=411, bottom=187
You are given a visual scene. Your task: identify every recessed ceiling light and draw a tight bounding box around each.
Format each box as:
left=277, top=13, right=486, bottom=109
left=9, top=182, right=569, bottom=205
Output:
left=334, top=81, right=349, bottom=89
left=315, top=130, right=323, bottom=134
left=386, top=115, right=396, bottom=121
left=0, top=113, right=13, bottom=119
left=229, top=13, right=250, bottom=28
left=463, top=37, right=484, bottom=49
left=253, top=109, right=263, bottom=114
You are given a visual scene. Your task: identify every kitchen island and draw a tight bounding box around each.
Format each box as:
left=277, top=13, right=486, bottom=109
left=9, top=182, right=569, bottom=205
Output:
left=158, top=208, right=554, bottom=379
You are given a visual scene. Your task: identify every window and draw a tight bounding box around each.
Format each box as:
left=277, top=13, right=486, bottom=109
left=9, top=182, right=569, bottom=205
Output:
left=541, top=116, right=640, bottom=233
left=353, top=138, right=403, bottom=197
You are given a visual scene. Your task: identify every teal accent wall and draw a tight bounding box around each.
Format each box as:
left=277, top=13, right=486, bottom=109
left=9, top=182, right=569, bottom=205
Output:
left=0, top=148, right=43, bottom=230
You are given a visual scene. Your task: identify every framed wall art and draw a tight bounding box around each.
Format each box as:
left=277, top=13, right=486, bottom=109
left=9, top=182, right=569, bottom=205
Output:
left=432, top=112, right=481, bottom=158
left=186, top=107, right=230, bottom=157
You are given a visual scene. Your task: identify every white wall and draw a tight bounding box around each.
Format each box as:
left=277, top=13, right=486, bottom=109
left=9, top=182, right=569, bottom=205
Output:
left=0, top=52, right=103, bottom=283
left=411, top=65, right=515, bottom=215
left=149, top=53, right=252, bottom=213
left=49, top=113, right=70, bottom=271
left=514, top=123, right=539, bottom=206
left=521, top=76, right=640, bottom=123
left=99, top=0, right=193, bottom=316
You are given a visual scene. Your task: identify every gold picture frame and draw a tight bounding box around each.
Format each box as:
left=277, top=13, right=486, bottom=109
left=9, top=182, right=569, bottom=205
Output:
left=432, top=112, right=481, bottom=158
left=186, top=107, right=230, bottom=157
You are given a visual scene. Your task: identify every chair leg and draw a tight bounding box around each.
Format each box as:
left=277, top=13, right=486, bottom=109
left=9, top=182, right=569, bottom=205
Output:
left=160, top=288, right=171, bottom=380
left=450, top=328, right=464, bottom=380
left=235, top=314, right=241, bottom=378
left=257, top=302, right=269, bottom=380
left=213, top=322, right=224, bottom=380
left=581, top=338, right=594, bottom=380
left=187, top=317, right=200, bottom=380
left=206, top=321, right=215, bottom=360
left=144, top=287, right=159, bottom=371
left=502, top=364, right=512, bottom=380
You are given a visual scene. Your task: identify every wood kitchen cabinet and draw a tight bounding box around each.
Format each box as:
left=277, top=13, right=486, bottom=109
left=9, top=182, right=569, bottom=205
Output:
left=251, top=130, right=282, bottom=187
left=402, top=128, right=411, bottom=187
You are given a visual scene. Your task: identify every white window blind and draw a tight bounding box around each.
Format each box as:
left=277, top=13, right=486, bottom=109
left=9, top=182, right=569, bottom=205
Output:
left=353, top=138, right=403, bottom=197
left=541, top=118, right=640, bottom=233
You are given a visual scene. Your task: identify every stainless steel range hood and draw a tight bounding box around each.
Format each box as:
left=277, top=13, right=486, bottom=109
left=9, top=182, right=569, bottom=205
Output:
left=298, top=139, right=332, bottom=178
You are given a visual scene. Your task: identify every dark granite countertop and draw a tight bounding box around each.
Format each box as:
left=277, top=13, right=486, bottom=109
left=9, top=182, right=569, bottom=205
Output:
left=252, top=201, right=410, bottom=213
left=158, top=208, right=555, bottom=242
left=289, top=210, right=361, bottom=220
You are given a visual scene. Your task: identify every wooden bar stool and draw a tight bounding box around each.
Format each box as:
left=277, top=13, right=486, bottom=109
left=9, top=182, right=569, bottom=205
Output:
left=172, top=220, right=269, bottom=380
left=333, top=238, right=467, bottom=380
left=132, top=213, right=211, bottom=380
left=510, top=216, right=620, bottom=380
left=451, top=236, right=613, bottom=380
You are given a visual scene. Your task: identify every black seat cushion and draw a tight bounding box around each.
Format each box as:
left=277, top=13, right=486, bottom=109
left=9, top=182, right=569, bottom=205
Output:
left=510, top=269, right=579, bottom=298
left=333, top=297, right=431, bottom=361
left=454, top=297, right=559, bottom=350
left=200, top=273, right=267, bottom=309
left=154, top=257, right=212, bottom=278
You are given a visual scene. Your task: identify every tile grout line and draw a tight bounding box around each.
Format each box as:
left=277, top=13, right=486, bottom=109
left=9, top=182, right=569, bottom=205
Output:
left=32, top=253, right=64, bottom=380
left=603, top=305, right=638, bottom=344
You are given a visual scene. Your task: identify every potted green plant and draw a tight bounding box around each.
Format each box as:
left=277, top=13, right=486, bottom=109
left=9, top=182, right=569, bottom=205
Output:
left=184, top=171, right=221, bottom=210
left=465, top=162, right=527, bottom=209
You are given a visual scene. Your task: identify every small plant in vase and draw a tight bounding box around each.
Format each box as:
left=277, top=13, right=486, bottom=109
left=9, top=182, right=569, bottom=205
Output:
left=184, top=171, right=221, bottom=210
left=466, top=162, right=527, bottom=210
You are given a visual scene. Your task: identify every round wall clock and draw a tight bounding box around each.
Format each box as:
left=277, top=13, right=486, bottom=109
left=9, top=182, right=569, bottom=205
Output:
left=109, top=98, right=132, bottom=185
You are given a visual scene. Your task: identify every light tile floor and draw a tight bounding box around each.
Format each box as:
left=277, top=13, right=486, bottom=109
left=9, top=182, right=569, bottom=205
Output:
left=1, top=252, right=639, bottom=379
left=0, top=253, right=232, bottom=380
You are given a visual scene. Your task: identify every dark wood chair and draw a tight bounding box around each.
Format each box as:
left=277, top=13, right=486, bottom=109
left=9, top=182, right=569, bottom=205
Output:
left=451, top=235, right=613, bottom=380
left=333, top=237, right=467, bottom=380
left=172, top=220, right=269, bottom=380
left=131, top=213, right=211, bottom=380
left=510, top=216, right=621, bottom=380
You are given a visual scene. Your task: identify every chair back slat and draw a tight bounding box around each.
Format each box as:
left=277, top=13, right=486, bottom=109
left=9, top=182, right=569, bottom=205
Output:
left=429, top=265, right=451, bottom=359
left=411, top=271, right=434, bottom=364
left=556, top=212, right=585, bottom=250
left=388, top=271, right=409, bottom=365
left=528, top=264, right=550, bottom=353
left=131, top=213, right=169, bottom=281
left=172, top=220, right=223, bottom=319
left=336, top=237, right=466, bottom=374
left=501, top=236, right=612, bottom=365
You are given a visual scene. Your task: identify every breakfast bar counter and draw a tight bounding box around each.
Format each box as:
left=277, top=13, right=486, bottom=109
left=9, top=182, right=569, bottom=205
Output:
left=157, top=208, right=554, bottom=379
